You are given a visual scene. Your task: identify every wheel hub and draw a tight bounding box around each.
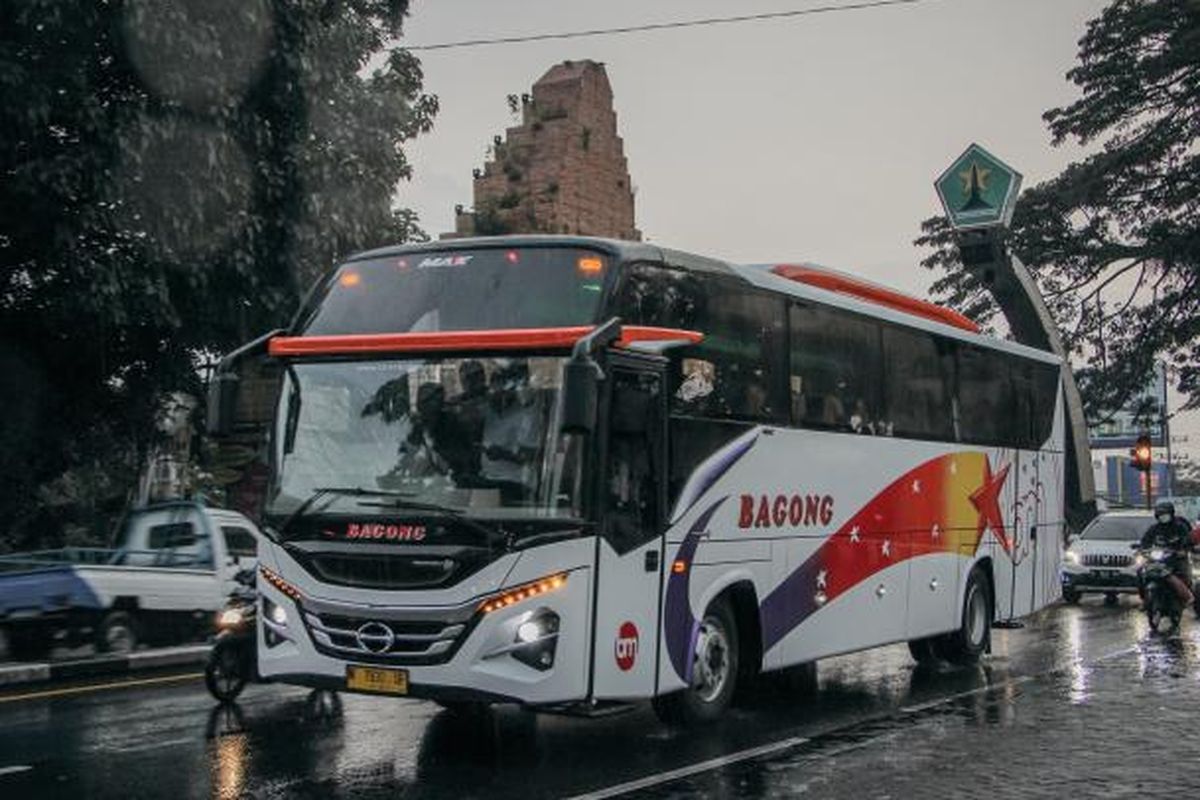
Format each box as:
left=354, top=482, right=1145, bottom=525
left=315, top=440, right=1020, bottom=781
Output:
left=692, top=619, right=730, bottom=703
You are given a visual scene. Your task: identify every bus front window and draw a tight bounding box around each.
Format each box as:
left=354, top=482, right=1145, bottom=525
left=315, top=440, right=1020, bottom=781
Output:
left=268, top=356, right=583, bottom=529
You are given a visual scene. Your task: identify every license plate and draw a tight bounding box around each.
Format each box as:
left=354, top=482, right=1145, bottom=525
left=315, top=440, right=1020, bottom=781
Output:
left=1097, top=570, right=1119, bottom=579
left=346, top=665, right=408, bottom=695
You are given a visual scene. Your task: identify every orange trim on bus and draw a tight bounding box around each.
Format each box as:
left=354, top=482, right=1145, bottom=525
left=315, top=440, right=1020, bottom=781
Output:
left=771, top=264, right=980, bottom=334
left=267, top=325, right=704, bottom=357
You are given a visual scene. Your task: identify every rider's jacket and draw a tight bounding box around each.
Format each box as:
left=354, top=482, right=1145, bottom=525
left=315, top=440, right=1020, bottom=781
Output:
left=1140, top=518, right=1194, bottom=572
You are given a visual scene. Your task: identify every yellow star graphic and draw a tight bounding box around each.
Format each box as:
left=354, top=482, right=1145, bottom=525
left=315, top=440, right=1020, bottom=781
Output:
left=958, top=162, right=991, bottom=194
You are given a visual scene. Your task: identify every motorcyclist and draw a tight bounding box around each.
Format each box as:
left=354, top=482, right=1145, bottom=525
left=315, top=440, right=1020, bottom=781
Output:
left=1139, top=501, right=1196, bottom=613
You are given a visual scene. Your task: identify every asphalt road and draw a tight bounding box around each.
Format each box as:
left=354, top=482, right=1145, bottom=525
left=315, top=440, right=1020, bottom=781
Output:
left=0, top=597, right=1190, bottom=799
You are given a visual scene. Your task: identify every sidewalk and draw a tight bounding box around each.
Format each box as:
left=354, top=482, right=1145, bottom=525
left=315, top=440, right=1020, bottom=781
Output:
left=0, top=644, right=210, bottom=688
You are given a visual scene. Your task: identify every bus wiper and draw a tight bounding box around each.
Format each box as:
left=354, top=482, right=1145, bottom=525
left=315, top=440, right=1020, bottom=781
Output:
left=357, top=496, right=508, bottom=549
left=278, top=486, right=411, bottom=538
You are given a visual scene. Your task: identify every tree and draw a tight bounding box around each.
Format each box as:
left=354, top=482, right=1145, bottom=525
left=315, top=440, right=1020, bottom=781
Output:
left=0, top=0, right=437, bottom=550
left=917, top=0, right=1200, bottom=422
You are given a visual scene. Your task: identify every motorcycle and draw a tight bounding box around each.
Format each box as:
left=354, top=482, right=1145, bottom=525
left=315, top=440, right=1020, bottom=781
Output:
left=1134, top=546, right=1187, bottom=634
left=205, top=568, right=259, bottom=703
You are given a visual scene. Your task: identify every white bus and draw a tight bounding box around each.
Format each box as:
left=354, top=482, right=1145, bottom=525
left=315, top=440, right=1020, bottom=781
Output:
left=222, top=236, right=1065, bottom=724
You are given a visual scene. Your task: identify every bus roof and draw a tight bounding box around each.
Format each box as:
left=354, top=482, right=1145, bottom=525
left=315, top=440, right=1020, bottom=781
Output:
left=338, top=235, right=1060, bottom=366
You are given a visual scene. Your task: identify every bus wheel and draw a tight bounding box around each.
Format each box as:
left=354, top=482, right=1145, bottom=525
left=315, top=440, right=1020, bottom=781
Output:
left=907, top=637, right=940, bottom=667
left=934, top=568, right=991, bottom=666
left=653, top=598, right=739, bottom=726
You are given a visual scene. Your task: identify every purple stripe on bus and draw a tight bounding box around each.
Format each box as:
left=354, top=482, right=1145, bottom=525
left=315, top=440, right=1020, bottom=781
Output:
left=664, top=498, right=727, bottom=683
left=672, top=431, right=758, bottom=522
left=759, top=552, right=824, bottom=653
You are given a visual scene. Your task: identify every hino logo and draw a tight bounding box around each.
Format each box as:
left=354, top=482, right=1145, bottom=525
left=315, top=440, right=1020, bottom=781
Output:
left=355, top=621, right=395, bottom=654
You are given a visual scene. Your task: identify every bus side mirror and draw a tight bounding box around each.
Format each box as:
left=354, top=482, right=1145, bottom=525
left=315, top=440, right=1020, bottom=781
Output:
left=206, top=371, right=239, bottom=437
left=562, top=358, right=601, bottom=435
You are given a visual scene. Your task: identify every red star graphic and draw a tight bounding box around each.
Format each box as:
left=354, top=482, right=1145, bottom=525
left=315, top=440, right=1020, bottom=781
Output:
left=969, top=459, right=1012, bottom=553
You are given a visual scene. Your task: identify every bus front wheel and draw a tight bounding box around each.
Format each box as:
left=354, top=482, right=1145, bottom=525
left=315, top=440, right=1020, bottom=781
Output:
left=653, top=598, right=739, bottom=726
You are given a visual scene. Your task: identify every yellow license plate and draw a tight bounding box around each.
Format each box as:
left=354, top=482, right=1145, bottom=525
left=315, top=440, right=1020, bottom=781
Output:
left=346, top=665, right=409, bottom=695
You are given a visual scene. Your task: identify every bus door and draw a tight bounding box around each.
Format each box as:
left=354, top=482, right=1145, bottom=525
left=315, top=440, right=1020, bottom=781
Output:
left=590, top=362, right=668, bottom=700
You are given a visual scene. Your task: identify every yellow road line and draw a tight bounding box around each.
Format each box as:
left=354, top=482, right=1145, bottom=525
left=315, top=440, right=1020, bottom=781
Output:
left=0, top=672, right=203, bottom=704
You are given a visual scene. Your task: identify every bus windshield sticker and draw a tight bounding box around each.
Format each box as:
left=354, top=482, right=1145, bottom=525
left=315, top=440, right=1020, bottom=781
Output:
left=677, top=358, right=714, bottom=402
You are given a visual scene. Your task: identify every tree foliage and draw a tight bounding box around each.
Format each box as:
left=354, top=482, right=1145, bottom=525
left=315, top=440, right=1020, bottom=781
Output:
left=917, top=0, right=1200, bottom=421
left=0, top=0, right=437, bottom=549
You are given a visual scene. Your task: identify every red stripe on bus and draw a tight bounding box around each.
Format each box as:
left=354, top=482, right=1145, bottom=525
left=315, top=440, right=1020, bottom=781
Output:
left=267, top=326, right=703, bottom=356
left=771, top=264, right=981, bottom=334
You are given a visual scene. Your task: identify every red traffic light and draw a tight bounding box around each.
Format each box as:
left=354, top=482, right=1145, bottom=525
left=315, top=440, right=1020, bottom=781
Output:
left=1131, top=434, right=1153, bottom=472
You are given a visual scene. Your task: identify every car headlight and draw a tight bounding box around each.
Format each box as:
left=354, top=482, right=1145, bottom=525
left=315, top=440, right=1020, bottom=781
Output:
left=218, top=608, right=244, bottom=628
left=1151, top=548, right=1166, bottom=561
left=1135, top=554, right=1146, bottom=568
left=1065, top=551, right=1080, bottom=565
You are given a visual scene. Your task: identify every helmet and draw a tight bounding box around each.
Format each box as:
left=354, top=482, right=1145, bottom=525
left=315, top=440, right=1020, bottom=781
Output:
left=1155, top=501, right=1175, bottom=521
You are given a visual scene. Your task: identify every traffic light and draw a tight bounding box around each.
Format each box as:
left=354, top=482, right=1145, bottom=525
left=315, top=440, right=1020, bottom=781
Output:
left=1131, top=434, right=1153, bottom=472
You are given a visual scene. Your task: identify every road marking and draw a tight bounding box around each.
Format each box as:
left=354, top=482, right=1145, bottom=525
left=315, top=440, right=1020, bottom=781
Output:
left=574, top=639, right=1149, bottom=798
left=0, top=765, right=33, bottom=777
left=0, top=672, right=203, bottom=704
left=565, top=735, right=810, bottom=800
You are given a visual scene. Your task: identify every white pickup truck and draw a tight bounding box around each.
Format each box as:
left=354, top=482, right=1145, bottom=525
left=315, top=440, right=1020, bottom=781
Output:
left=0, top=502, right=261, bottom=660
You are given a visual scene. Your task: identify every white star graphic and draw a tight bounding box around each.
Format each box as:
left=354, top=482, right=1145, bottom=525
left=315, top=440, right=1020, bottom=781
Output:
left=849, top=526, right=861, bottom=543
left=912, top=479, right=921, bottom=494
left=932, top=523, right=941, bottom=539
left=881, top=539, right=891, bottom=558
left=816, top=569, right=827, bottom=589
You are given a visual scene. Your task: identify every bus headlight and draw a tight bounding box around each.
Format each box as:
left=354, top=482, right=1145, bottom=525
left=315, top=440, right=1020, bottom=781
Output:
left=511, top=610, right=560, bottom=671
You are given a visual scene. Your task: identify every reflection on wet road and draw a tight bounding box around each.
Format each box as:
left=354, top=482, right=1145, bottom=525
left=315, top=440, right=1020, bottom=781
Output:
left=0, top=599, right=1191, bottom=798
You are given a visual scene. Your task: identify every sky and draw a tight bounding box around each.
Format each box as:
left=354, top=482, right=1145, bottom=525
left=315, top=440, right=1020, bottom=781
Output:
left=394, top=0, right=1197, bottom=469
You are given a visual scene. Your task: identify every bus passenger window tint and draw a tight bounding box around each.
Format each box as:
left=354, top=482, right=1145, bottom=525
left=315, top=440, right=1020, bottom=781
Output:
left=789, top=305, right=883, bottom=433
left=881, top=327, right=955, bottom=441
left=956, top=344, right=1013, bottom=445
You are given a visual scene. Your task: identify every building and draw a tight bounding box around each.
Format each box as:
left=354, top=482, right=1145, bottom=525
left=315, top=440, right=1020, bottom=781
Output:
left=450, top=60, right=641, bottom=241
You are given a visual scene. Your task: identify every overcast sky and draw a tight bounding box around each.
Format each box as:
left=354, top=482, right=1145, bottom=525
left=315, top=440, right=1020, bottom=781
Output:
left=396, top=0, right=1196, bottom=467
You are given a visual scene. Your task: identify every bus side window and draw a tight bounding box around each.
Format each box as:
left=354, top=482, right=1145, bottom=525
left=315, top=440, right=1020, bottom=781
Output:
left=789, top=304, right=883, bottom=434
left=881, top=326, right=955, bottom=441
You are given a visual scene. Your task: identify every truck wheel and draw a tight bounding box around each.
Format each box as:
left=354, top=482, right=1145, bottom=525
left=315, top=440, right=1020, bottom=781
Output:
left=7, top=627, right=52, bottom=661
left=1062, top=587, right=1081, bottom=604
left=652, top=598, right=739, bottom=726
left=1104, top=592, right=1119, bottom=606
left=95, top=611, right=138, bottom=655
left=934, top=568, right=991, bottom=666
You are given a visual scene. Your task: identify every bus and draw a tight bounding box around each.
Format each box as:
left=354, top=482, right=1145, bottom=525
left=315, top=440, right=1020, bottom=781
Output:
left=212, top=235, right=1065, bottom=724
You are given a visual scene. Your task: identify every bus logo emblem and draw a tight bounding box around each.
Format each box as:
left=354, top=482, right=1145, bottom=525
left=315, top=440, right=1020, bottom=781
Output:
left=615, top=622, right=638, bottom=671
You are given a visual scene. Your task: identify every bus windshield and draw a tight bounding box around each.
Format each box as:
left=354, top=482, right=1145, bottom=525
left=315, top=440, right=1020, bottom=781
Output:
left=300, top=247, right=611, bottom=335
left=268, top=356, right=584, bottom=526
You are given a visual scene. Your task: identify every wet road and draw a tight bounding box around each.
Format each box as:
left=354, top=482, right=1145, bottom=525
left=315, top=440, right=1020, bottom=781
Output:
left=0, top=598, right=1191, bottom=799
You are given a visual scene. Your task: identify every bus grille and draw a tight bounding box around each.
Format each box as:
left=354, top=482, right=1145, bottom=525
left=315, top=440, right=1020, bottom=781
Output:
left=300, top=552, right=464, bottom=590
left=301, top=608, right=474, bottom=665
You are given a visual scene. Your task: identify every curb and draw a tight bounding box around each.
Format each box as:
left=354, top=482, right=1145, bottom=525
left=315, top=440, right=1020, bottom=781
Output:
left=0, top=644, right=210, bottom=688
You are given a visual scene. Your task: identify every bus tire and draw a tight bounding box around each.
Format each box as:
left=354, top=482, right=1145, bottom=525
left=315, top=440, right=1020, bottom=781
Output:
left=907, top=637, right=940, bottom=667
left=934, top=568, right=990, bottom=666
left=95, top=611, right=138, bottom=655
left=652, top=597, right=739, bottom=726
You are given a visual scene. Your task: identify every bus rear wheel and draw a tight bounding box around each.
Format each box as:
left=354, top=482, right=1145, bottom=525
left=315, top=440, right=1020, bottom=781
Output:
left=933, top=568, right=991, bottom=666
left=653, top=598, right=739, bottom=726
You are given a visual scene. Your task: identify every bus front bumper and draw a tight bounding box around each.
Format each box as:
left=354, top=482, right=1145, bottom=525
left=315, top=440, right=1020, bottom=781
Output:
left=255, top=553, right=593, bottom=706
